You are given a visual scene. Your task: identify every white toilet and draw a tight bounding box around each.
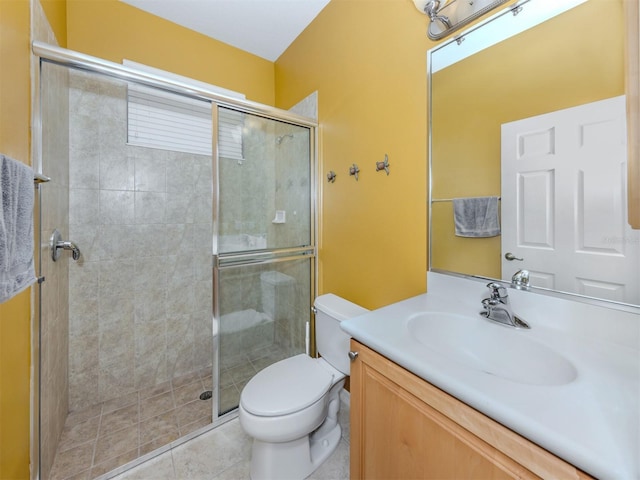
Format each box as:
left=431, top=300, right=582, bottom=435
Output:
left=239, top=293, right=368, bottom=480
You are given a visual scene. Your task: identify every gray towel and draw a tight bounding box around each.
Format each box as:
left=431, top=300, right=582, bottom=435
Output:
left=0, top=154, right=36, bottom=303
left=453, top=196, right=501, bottom=238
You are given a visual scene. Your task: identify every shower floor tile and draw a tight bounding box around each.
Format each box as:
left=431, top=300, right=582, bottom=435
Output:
left=49, top=369, right=213, bottom=480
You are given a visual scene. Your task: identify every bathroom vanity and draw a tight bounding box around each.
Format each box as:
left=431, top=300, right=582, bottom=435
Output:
left=349, top=340, right=591, bottom=479
left=341, top=272, right=640, bottom=480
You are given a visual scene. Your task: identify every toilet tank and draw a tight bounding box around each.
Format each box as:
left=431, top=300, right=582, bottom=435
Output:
left=314, top=294, right=369, bottom=375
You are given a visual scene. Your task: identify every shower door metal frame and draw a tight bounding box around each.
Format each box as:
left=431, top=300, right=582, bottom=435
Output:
left=211, top=102, right=318, bottom=419
left=32, top=41, right=318, bottom=479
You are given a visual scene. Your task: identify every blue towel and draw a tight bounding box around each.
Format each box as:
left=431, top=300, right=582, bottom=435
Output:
left=0, top=154, right=36, bottom=303
left=452, top=196, right=501, bottom=238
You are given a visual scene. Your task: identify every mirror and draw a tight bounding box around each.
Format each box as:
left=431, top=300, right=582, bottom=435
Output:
left=429, top=0, right=640, bottom=307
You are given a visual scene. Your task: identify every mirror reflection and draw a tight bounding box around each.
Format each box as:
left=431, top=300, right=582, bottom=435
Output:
left=429, top=0, right=640, bottom=306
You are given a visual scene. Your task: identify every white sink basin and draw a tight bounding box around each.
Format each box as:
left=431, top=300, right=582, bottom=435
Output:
left=407, top=312, right=578, bottom=386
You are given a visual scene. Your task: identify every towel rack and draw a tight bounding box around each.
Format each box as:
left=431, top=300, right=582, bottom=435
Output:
left=34, top=173, right=51, bottom=184
left=431, top=196, right=501, bottom=203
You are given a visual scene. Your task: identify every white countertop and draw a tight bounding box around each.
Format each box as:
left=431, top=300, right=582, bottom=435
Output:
left=340, top=272, right=640, bottom=479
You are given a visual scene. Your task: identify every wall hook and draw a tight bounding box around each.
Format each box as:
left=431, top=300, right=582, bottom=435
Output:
left=349, top=163, right=360, bottom=181
left=376, top=154, right=390, bottom=175
left=327, top=171, right=337, bottom=183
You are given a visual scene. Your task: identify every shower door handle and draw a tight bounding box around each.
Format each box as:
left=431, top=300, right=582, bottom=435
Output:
left=50, top=229, right=81, bottom=261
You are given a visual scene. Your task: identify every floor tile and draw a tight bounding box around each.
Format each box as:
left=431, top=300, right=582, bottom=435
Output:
left=57, top=415, right=100, bottom=453
left=172, top=371, right=201, bottom=389
left=211, top=460, right=251, bottom=480
left=139, top=381, right=171, bottom=400
left=94, top=424, right=139, bottom=465
left=171, top=420, right=251, bottom=479
left=91, top=448, right=139, bottom=478
left=179, top=415, right=212, bottom=437
left=100, top=403, right=139, bottom=437
left=139, top=410, right=179, bottom=446
left=110, top=452, right=175, bottom=480
left=49, top=442, right=95, bottom=480
left=140, top=391, right=174, bottom=421
left=175, top=399, right=211, bottom=428
left=102, top=392, right=139, bottom=415
left=65, top=404, right=103, bottom=427
left=173, top=381, right=205, bottom=407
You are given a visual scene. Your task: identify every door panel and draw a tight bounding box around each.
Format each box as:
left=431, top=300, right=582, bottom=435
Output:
left=502, top=96, right=639, bottom=304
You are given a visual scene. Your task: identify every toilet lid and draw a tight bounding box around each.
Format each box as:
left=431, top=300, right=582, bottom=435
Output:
left=240, top=354, right=334, bottom=417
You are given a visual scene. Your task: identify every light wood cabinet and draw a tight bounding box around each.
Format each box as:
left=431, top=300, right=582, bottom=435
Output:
left=349, top=340, right=593, bottom=480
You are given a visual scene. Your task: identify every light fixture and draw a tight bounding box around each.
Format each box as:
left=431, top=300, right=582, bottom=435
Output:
left=413, top=0, right=510, bottom=40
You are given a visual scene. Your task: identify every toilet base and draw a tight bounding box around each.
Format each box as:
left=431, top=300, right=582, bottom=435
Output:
left=249, top=421, right=342, bottom=480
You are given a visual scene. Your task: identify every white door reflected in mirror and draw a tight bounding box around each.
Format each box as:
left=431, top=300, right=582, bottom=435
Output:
left=501, top=96, right=640, bottom=305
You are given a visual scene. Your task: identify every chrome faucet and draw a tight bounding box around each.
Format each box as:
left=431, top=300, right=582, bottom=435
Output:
left=511, top=269, right=530, bottom=290
left=480, top=282, right=530, bottom=329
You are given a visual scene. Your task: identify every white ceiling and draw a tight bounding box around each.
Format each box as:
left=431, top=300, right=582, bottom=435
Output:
left=120, top=0, right=331, bottom=62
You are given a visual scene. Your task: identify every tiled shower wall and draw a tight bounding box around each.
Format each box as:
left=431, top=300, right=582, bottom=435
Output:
left=67, top=70, right=214, bottom=412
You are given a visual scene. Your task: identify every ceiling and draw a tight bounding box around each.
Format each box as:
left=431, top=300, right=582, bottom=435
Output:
left=120, top=0, right=331, bottom=62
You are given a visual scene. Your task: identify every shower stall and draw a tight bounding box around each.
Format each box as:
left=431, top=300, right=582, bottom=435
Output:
left=34, top=44, right=316, bottom=479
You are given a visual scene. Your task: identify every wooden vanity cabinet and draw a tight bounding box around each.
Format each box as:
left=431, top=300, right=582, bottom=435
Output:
left=349, top=340, right=593, bottom=480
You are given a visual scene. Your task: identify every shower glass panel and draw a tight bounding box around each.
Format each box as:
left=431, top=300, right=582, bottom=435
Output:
left=40, top=61, right=214, bottom=479
left=215, top=107, right=314, bottom=415
left=216, top=258, right=312, bottom=414
left=217, top=107, right=312, bottom=253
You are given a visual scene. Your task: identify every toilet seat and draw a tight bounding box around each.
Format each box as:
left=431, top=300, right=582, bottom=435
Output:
left=241, top=354, right=334, bottom=417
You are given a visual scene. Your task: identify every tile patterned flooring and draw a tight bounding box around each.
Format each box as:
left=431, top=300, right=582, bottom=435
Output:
left=49, top=369, right=214, bottom=480
left=49, top=345, right=314, bottom=480
left=110, top=395, right=351, bottom=480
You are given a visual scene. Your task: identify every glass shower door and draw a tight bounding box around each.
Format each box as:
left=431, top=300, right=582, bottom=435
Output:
left=214, top=106, right=315, bottom=415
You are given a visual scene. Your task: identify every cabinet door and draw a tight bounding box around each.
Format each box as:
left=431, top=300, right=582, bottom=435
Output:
left=350, top=341, right=537, bottom=480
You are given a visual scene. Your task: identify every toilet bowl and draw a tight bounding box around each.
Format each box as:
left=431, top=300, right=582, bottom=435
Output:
left=239, top=294, right=368, bottom=480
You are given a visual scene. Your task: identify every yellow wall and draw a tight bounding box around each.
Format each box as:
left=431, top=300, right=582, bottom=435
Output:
left=65, top=0, right=276, bottom=105
left=0, top=0, right=33, bottom=477
left=275, top=0, right=434, bottom=309
left=40, top=0, right=67, bottom=46
left=431, top=0, right=625, bottom=279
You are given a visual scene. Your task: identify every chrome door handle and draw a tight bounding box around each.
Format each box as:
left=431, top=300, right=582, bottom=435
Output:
left=505, top=252, right=523, bottom=261
left=50, top=229, right=81, bottom=261
left=348, top=351, right=359, bottom=361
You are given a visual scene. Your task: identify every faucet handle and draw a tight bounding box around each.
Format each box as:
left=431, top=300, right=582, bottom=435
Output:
left=512, top=269, right=530, bottom=289
left=486, top=282, right=507, bottom=299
